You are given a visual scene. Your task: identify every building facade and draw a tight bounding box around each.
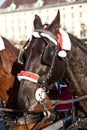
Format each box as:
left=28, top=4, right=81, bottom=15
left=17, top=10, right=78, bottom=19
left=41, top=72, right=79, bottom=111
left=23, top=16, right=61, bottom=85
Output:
left=0, top=0, right=87, bottom=43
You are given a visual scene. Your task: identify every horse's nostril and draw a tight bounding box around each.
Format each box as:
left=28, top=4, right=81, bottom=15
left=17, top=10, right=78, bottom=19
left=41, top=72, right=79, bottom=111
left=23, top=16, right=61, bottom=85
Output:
left=18, top=96, right=30, bottom=109
left=18, top=97, right=25, bottom=108
left=24, top=96, right=30, bottom=108
left=18, top=97, right=23, bottom=104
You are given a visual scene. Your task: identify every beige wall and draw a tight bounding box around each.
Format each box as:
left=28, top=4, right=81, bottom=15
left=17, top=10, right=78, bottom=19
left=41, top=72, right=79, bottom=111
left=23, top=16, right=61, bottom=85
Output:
left=0, top=1, right=87, bottom=42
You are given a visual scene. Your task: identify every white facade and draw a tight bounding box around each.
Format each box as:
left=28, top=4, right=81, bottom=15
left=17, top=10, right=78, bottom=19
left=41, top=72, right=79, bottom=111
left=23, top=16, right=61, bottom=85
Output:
left=0, top=1, right=87, bottom=43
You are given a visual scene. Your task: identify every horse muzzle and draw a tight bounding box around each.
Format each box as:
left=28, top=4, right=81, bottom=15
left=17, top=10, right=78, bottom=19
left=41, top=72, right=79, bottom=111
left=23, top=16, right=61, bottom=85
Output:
left=18, top=95, right=30, bottom=109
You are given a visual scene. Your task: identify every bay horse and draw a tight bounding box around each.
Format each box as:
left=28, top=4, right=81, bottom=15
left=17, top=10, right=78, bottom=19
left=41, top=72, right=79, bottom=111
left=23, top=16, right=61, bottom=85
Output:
left=0, top=36, right=24, bottom=110
left=16, top=10, right=87, bottom=130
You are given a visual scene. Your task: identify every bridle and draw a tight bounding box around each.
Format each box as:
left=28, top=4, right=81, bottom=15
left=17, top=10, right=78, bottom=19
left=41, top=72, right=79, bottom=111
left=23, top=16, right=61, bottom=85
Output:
left=13, top=29, right=87, bottom=129
left=17, top=29, right=60, bottom=129
left=0, top=30, right=87, bottom=130
left=18, top=29, right=60, bottom=102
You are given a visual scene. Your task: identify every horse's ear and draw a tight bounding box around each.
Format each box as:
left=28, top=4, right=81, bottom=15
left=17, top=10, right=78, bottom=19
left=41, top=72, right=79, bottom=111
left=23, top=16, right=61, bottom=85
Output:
left=48, top=10, right=60, bottom=35
left=34, top=14, right=42, bottom=30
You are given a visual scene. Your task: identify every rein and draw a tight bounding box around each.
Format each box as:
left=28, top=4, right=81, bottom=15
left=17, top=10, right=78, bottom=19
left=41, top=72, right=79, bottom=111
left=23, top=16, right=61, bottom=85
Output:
left=1, top=94, right=87, bottom=113
left=0, top=95, right=87, bottom=130
left=0, top=94, right=87, bottom=130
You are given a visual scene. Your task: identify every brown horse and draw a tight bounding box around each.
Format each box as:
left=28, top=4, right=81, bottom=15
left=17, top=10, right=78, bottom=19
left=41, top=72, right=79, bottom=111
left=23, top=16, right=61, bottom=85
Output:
left=15, top=10, right=87, bottom=130
left=0, top=36, right=24, bottom=110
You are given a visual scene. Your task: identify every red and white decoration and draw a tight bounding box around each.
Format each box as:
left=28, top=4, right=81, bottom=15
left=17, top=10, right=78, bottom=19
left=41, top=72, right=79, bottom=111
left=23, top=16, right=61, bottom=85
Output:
left=57, top=28, right=71, bottom=58
left=17, top=71, right=39, bottom=83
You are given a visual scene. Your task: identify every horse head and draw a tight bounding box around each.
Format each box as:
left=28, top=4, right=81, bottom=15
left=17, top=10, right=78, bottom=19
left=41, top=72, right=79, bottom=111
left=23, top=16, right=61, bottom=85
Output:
left=0, top=36, right=24, bottom=109
left=18, top=10, right=67, bottom=110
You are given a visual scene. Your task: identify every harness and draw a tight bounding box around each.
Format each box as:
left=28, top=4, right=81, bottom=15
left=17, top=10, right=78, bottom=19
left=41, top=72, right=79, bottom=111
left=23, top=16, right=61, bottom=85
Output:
left=0, top=29, right=87, bottom=130
left=17, top=29, right=87, bottom=129
left=0, top=95, right=87, bottom=130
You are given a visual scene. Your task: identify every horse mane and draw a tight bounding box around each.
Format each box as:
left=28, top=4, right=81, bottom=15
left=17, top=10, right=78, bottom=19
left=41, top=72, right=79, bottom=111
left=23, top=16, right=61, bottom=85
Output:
left=64, top=33, right=87, bottom=112
left=69, top=33, right=87, bottom=54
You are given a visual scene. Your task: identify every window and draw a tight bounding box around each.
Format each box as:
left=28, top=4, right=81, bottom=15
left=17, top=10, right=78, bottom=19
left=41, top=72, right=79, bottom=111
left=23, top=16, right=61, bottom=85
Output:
left=80, top=30, right=86, bottom=37
left=71, top=13, right=74, bottom=18
left=80, top=23, right=87, bottom=38
left=80, top=12, right=82, bottom=17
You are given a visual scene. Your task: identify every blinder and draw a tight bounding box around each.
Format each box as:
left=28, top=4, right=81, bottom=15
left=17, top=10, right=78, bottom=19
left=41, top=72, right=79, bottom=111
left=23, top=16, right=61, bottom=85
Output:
left=18, top=49, right=26, bottom=64
left=41, top=45, right=55, bottom=66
